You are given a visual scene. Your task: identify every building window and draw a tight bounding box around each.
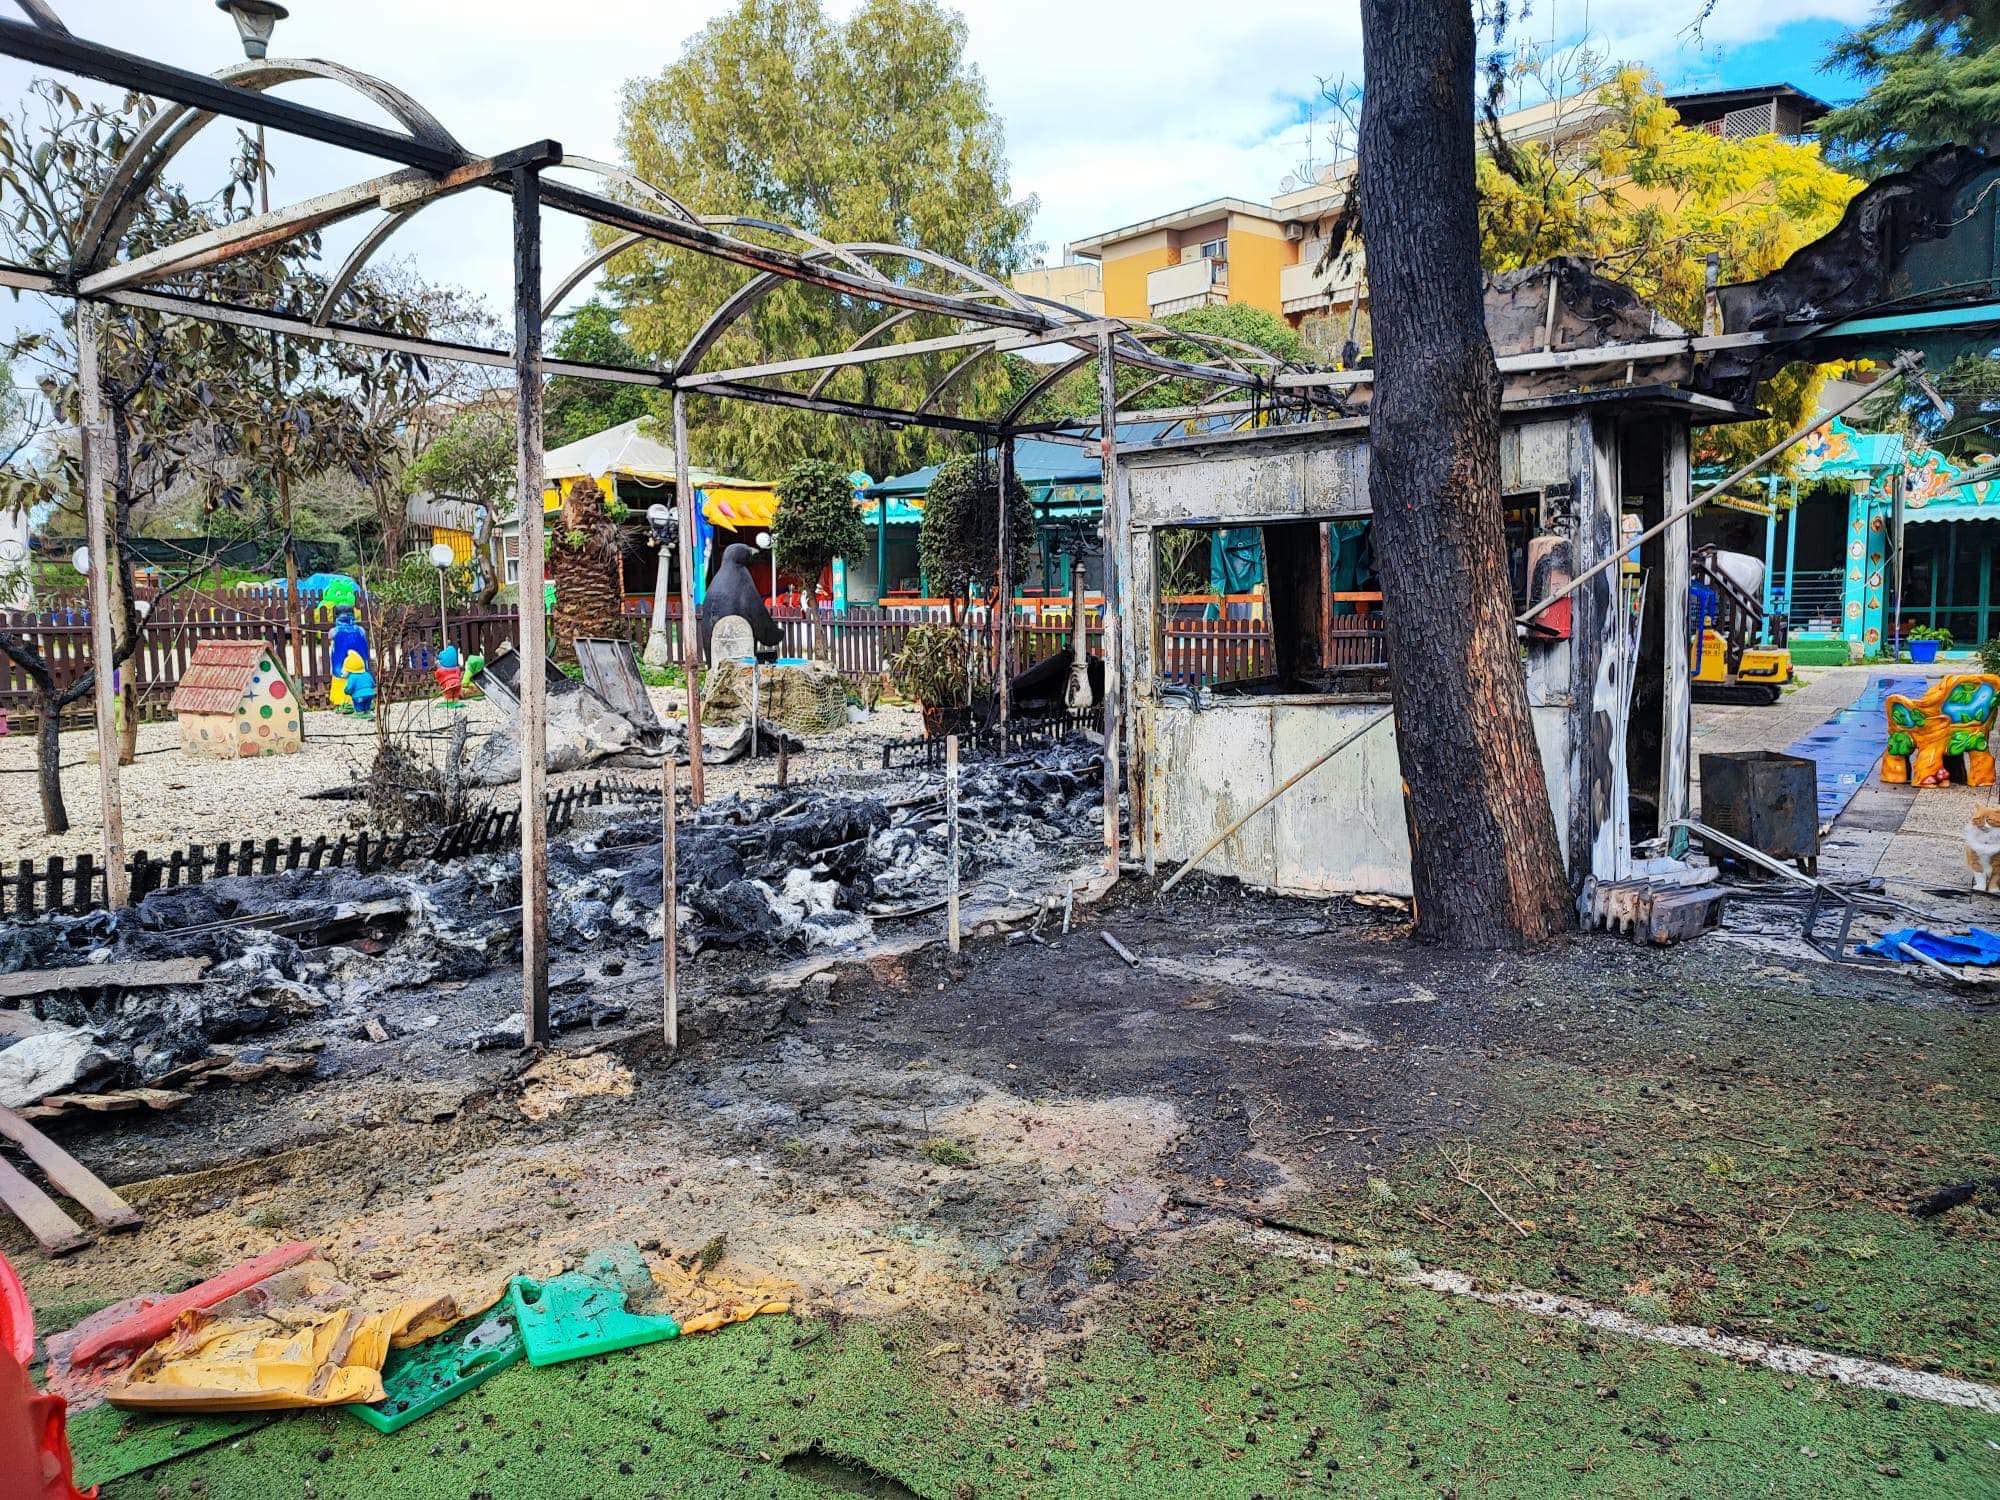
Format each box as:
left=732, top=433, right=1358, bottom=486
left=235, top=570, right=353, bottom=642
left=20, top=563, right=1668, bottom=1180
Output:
left=1198, top=237, right=1226, bottom=263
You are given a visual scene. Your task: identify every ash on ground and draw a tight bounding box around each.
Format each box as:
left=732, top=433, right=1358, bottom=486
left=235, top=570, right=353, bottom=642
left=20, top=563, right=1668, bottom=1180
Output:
left=0, top=737, right=1104, bottom=1097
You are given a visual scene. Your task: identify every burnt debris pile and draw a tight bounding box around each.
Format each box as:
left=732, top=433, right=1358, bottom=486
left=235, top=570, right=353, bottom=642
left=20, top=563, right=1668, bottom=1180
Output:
left=0, top=738, right=1103, bottom=1100
left=542, top=733, right=1105, bottom=953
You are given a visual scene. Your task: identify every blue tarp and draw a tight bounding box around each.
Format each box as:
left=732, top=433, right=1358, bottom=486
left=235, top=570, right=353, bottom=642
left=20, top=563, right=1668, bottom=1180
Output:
left=1861, top=927, right=2000, bottom=965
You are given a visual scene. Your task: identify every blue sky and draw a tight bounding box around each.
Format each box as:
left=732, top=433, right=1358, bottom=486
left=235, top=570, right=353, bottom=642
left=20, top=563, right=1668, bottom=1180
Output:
left=0, top=0, right=1884, bottom=318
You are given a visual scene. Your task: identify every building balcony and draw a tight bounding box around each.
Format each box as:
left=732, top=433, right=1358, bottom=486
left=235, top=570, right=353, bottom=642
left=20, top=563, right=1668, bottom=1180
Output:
left=1279, top=249, right=1363, bottom=315
left=1147, top=256, right=1227, bottom=316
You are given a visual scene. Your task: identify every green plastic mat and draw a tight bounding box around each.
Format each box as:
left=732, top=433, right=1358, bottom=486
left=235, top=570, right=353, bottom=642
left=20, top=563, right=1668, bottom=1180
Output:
left=345, top=1313, right=524, bottom=1434
left=506, top=1271, right=679, bottom=1368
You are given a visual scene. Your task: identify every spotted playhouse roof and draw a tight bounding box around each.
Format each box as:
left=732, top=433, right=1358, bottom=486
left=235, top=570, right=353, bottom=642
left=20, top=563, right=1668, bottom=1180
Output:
left=168, top=639, right=284, bottom=715
left=167, top=641, right=305, bottom=759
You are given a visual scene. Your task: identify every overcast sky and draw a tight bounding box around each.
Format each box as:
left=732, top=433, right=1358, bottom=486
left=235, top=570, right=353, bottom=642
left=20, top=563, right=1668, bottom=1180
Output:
left=0, top=0, right=1876, bottom=330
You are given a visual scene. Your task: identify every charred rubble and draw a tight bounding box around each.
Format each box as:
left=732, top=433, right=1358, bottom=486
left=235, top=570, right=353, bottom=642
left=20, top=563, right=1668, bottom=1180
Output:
left=0, top=738, right=1104, bottom=1101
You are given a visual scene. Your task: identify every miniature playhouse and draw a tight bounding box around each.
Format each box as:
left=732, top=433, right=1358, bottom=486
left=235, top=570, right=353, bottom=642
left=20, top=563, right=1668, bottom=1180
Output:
left=168, top=640, right=305, bottom=759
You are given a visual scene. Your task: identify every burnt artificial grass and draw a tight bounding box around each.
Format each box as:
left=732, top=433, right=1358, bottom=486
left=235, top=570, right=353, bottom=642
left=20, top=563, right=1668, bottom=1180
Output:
left=1293, top=979, right=2000, bottom=1382
left=94, top=1241, right=2000, bottom=1499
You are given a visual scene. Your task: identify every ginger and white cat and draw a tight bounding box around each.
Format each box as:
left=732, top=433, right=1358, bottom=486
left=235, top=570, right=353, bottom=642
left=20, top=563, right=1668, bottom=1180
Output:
left=1965, top=807, right=2000, bottom=893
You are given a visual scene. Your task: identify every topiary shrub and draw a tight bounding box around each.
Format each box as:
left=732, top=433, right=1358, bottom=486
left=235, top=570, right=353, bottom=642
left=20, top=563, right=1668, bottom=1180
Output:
left=917, top=453, right=1036, bottom=619
left=772, top=458, right=866, bottom=607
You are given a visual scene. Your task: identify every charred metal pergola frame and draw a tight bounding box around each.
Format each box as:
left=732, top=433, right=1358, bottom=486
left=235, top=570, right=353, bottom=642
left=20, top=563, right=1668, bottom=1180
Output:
left=12, top=12, right=1994, bottom=1047
left=0, top=9, right=1344, bottom=1044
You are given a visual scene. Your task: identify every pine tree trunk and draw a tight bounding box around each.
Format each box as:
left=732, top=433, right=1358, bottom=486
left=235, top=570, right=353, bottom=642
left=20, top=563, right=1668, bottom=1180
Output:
left=1357, top=0, right=1571, bottom=948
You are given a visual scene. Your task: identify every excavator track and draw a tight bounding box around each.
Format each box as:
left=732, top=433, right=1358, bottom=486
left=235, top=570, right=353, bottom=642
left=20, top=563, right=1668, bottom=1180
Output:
left=1691, top=681, right=1783, bottom=706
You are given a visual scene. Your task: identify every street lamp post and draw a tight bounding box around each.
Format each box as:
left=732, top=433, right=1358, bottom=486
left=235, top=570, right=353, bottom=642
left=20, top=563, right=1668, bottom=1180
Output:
left=216, top=0, right=288, bottom=57
left=218, top=4, right=302, bottom=677
left=429, top=541, right=456, bottom=642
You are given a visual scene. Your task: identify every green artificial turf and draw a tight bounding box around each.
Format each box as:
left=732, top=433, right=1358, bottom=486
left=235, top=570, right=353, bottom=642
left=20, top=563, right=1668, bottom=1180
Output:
left=1293, top=980, right=2000, bottom=1383
left=68, top=1403, right=273, bottom=1489
left=89, top=1242, right=2000, bottom=1499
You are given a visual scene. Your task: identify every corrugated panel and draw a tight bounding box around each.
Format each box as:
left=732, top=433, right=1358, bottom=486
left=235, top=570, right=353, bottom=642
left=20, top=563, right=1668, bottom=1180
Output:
left=167, top=640, right=272, bottom=715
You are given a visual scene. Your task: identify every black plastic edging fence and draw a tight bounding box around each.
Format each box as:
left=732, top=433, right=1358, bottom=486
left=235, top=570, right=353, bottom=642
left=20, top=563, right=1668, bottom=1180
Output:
left=0, top=774, right=664, bottom=921
left=879, top=709, right=1097, bottom=771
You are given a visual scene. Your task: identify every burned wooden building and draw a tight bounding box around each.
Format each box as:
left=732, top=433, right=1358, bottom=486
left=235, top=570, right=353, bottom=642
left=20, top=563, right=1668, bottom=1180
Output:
left=1124, top=262, right=1756, bottom=895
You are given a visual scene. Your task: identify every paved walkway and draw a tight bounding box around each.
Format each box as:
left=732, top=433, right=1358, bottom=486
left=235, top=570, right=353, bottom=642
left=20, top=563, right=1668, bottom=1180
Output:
left=1692, top=663, right=1999, bottom=907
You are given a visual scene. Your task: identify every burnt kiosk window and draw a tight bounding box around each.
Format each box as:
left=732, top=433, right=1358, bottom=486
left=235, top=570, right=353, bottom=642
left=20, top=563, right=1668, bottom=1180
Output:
left=1152, top=521, right=1388, bottom=697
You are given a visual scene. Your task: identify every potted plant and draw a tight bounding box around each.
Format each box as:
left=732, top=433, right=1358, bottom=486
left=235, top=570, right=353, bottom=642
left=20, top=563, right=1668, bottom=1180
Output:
left=1908, top=625, right=1953, bottom=664
left=890, top=623, right=983, bottom=737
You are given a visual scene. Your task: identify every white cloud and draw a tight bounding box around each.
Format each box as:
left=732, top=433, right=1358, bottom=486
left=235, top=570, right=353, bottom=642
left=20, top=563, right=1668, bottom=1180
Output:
left=0, top=0, right=1871, bottom=316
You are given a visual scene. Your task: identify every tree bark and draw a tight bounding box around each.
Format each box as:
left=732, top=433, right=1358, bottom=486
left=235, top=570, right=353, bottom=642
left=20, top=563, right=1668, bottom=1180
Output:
left=34, top=687, right=64, bottom=835
left=1357, top=0, right=1571, bottom=948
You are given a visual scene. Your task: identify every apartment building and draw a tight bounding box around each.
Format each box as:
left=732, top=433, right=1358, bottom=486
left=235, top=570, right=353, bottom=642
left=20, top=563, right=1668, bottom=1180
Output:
left=1031, top=83, right=1827, bottom=357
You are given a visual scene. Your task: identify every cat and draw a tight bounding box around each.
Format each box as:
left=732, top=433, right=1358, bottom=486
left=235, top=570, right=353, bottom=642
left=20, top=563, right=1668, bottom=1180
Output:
left=1964, top=807, right=2000, bottom=893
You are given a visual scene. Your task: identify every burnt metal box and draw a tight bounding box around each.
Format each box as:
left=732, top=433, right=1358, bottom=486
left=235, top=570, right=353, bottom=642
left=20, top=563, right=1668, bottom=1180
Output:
left=1698, top=750, right=1819, bottom=873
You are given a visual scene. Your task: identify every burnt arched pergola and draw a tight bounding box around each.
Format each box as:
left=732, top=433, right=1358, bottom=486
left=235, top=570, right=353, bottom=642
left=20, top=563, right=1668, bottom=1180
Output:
left=0, top=4, right=1345, bottom=1042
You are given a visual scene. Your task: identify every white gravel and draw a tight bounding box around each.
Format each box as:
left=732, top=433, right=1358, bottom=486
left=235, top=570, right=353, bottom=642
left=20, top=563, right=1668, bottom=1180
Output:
left=0, top=687, right=925, bottom=864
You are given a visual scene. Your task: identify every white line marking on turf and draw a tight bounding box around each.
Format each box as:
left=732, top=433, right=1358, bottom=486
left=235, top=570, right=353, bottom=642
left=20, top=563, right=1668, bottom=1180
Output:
left=1243, top=1226, right=2000, bottom=1414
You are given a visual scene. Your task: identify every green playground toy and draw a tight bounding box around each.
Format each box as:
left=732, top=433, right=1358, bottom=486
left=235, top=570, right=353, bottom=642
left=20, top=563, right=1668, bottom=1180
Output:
left=505, top=1246, right=679, bottom=1368
left=346, top=1314, right=524, bottom=1434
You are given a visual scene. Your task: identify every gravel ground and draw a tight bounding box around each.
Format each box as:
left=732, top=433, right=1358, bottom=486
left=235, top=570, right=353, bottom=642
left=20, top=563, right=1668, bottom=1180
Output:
left=0, top=687, right=925, bottom=863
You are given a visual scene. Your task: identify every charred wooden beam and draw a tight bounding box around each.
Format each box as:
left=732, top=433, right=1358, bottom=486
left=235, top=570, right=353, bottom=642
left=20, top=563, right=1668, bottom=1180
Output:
left=512, top=164, right=550, bottom=1046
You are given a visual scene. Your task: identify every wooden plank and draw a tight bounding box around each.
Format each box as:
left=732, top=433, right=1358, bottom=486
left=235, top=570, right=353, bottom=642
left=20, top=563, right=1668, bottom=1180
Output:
left=0, top=1102, right=141, bottom=1231
left=0, top=954, right=211, bottom=1001
left=0, top=1152, right=91, bottom=1255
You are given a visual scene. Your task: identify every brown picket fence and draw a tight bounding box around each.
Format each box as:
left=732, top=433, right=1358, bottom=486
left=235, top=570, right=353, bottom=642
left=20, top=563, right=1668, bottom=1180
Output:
left=0, top=595, right=1371, bottom=719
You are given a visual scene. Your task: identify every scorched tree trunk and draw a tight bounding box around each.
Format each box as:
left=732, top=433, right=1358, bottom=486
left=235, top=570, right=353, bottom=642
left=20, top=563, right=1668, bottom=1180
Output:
left=1356, top=0, right=1571, bottom=948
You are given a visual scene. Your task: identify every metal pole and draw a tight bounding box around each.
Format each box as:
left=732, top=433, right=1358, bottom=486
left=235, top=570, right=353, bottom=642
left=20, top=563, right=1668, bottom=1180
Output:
left=1890, top=467, right=1907, bottom=655
left=257, top=123, right=304, bottom=686
left=876, top=493, right=887, bottom=603
left=511, top=165, right=550, bottom=1046
left=663, top=753, right=677, bottom=1049
left=945, top=732, right=960, bottom=953
left=672, top=390, right=705, bottom=806
left=1519, top=356, right=1923, bottom=629
left=996, top=438, right=1012, bottom=724
left=77, top=308, right=126, bottom=907
left=1761, top=491, right=1777, bottom=644
left=1095, top=333, right=1123, bottom=875
left=1783, top=477, right=1798, bottom=635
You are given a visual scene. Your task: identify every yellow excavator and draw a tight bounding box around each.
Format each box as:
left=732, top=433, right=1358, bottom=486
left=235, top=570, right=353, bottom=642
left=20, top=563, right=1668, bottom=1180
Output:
left=1690, top=545, right=1794, bottom=704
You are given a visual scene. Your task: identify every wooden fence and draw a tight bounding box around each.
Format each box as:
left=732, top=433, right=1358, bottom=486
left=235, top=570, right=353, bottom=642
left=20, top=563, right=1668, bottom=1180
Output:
left=0, top=594, right=1383, bottom=718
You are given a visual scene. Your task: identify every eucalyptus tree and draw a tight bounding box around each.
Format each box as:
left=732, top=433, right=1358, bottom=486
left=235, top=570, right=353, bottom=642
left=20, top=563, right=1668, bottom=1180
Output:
left=607, top=0, right=1036, bottom=479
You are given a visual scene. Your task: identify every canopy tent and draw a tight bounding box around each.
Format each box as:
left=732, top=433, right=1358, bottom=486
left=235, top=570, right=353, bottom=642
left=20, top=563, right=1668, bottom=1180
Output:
left=534, top=418, right=775, bottom=530
left=861, top=421, right=1183, bottom=512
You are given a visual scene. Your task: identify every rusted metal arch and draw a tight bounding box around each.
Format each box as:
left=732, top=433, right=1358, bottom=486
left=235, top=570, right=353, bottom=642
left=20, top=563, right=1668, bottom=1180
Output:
left=997, top=324, right=1295, bottom=430
left=317, top=153, right=699, bottom=326
left=804, top=286, right=1104, bottom=406
left=538, top=213, right=892, bottom=327
left=670, top=240, right=1040, bottom=381
left=71, top=57, right=462, bottom=281
left=911, top=293, right=1193, bottom=417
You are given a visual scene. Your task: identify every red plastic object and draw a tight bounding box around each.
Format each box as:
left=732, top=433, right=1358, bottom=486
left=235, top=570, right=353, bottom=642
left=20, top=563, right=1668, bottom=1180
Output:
left=67, top=1240, right=315, bottom=1369
left=0, top=1251, right=95, bottom=1499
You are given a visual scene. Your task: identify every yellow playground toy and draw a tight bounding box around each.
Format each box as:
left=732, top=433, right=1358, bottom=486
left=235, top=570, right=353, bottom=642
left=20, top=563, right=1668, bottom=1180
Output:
left=1881, top=674, right=2000, bottom=787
